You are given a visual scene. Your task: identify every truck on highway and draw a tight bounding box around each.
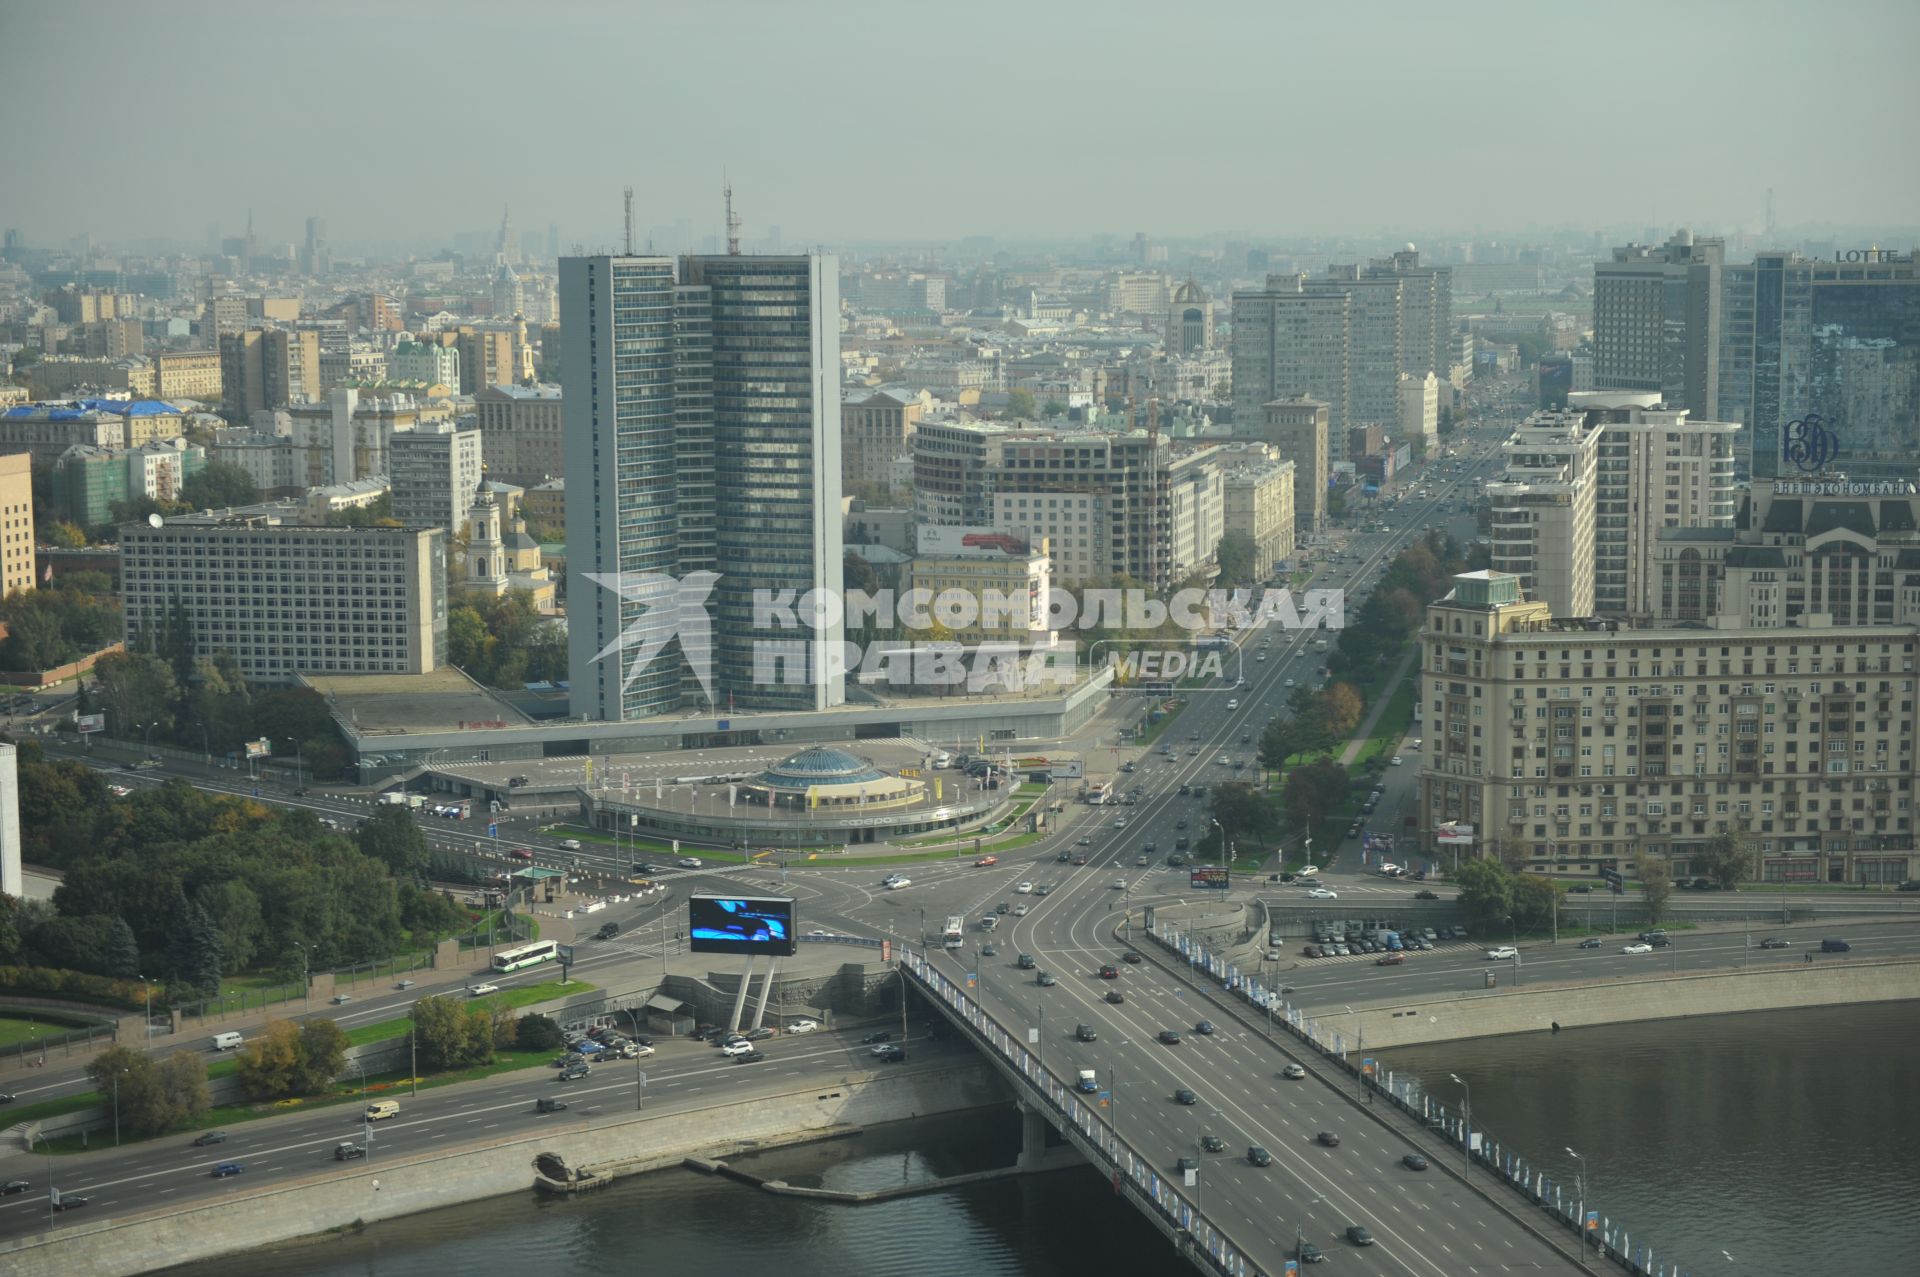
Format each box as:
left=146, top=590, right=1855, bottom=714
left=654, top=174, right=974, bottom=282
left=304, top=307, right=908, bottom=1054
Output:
left=1077, top=1069, right=1099, bottom=1094
left=378, top=792, right=429, bottom=809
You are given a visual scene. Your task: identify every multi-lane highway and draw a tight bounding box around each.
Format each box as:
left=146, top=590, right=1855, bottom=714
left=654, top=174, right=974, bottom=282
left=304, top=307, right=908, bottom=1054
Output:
left=0, top=1025, right=968, bottom=1234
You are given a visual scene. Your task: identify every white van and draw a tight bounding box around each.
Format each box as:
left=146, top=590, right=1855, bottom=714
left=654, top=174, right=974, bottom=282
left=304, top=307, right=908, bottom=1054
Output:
left=366, top=1100, right=401, bottom=1121
left=211, top=1031, right=244, bottom=1052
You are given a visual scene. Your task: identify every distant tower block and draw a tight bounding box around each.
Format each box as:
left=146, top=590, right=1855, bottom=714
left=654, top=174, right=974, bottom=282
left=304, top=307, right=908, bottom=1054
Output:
left=0, top=743, right=19, bottom=898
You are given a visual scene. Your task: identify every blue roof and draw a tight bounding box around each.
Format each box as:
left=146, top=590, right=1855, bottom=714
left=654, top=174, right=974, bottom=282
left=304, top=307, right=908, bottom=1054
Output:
left=77, top=399, right=179, bottom=416
left=2, top=406, right=104, bottom=422
left=757, top=747, right=889, bottom=789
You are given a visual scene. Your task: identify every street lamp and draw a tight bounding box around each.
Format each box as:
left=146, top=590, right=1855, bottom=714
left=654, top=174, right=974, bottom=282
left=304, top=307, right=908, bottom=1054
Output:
left=136, top=721, right=155, bottom=758
left=110, top=1068, right=126, bottom=1146
left=618, top=1008, right=648, bottom=1110
left=1566, top=1146, right=1589, bottom=1269
left=345, top=1058, right=371, bottom=1160
left=293, top=942, right=310, bottom=1008
left=138, top=974, right=156, bottom=1048
left=284, top=736, right=306, bottom=795
left=1448, top=1072, right=1473, bottom=1170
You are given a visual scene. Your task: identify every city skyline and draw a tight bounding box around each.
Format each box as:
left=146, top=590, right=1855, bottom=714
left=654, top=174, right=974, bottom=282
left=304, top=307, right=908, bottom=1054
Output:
left=2, top=0, right=1916, bottom=250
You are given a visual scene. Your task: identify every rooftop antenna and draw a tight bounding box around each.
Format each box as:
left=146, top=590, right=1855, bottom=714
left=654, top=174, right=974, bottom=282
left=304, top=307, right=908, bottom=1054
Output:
left=624, top=186, right=635, bottom=256
left=724, top=177, right=742, bottom=256
left=1764, top=187, right=1776, bottom=244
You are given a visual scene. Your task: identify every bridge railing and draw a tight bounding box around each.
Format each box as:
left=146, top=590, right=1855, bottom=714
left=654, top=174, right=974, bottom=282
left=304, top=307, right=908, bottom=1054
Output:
left=1147, top=916, right=1696, bottom=1277
left=901, top=950, right=1257, bottom=1277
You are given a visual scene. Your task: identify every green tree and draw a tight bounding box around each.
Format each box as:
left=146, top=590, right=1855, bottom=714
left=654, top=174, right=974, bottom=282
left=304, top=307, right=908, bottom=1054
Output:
left=1452, top=857, right=1515, bottom=930
left=1695, top=830, right=1758, bottom=890
left=197, top=880, right=264, bottom=972
left=1208, top=782, right=1275, bottom=857
left=178, top=461, right=260, bottom=511
left=294, top=1019, right=350, bottom=1093
left=1257, top=715, right=1310, bottom=781
left=1636, top=850, right=1673, bottom=924
left=1510, top=874, right=1563, bottom=936
left=165, top=889, right=223, bottom=997
left=358, top=806, right=428, bottom=883
left=1003, top=388, right=1036, bottom=419
left=88, top=1046, right=169, bottom=1135
left=1281, top=760, right=1350, bottom=833
left=90, top=649, right=178, bottom=740
left=102, top=914, right=141, bottom=978
left=1215, top=533, right=1260, bottom=588
left=515, top=1012, right=564, bottom=1052
left=412, top=994, right=492, bottom=1071
left=1041, top=398, right=1066, bottom=418
left=156, top=1051, right=213, bottom=1127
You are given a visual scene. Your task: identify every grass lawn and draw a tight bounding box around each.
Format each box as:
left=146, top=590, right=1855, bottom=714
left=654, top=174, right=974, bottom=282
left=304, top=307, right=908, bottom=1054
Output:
left=0, top=1012, right=107, bottom=1049
left=1350, top=682, right=1416, bottom=767
left=341, top=978, right=594, bottom=1049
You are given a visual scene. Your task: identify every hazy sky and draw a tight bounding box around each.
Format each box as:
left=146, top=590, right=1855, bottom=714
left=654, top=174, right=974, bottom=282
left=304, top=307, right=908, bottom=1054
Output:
left=2, top=0, right=1915, bottom=252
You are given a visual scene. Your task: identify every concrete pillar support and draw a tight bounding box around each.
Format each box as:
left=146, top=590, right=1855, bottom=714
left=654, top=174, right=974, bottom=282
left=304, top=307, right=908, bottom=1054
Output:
left=1017, top=1101, right=1049, bottom=1171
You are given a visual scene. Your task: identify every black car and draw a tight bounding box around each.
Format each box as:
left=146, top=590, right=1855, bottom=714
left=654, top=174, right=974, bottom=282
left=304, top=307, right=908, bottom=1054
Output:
left=1345, top=1225, right=1374, bottom=1246
left=1158, top=1029, right=1182, bottom=1045
left=1200, top=1134, right=1225, bottom=1153
left=1175, top=1155, right=1199, bottom=1172
left=1297, top=1241, right=1323, bottom=1264
left=1105, top=990, right=1125, bottom=1004
left=1247, top=1146, right=1272, bottom=1167
left=1056, top=851, right=1072, bottom=862
left=1577, top=937, right=1602, bottom=949
left=1017, top=953, right=1036, bottom=969
left=53, top=1196, right=91, bottom=1211
left=2, top=1180, right=32, bottom=1195
left=861, top=1031, right=893, bottom=1044
left=1193, top=1020, right=1215, bottom=1035
left=1414, top=889, right=1439, bottom=900
left=981, top=942, right=997, bottom=957
left=1568, top=885, right=1592, bottom=894
left=335, top=1141, right=369, bottom=1158
left=1402, top=1153, right=1428, bottom=1171
left=1760, top=937, right=1791, bottom=950
left=595, top=922, right=620, bottom=940
left=872, top=1045, right=906, bottom=1063
left=1076, top=1023, right=1097, bottom=1042
left=1037, top=971, right=1057, bottom=986
left=1122, top=951, right=1142, bottom=964
left=1317, top=1131, right=1341, bottom=1147
left=535, top=1099, right=568, bottom=1114
left=733, top=1049, right=767, bottom=1064
left=744, top=1027, right=776, bottom=1041
left=210, top=1162, right=245, bottom=1178
left=192, top=1130, right=228, bottom=1146
left=1173, top=1088, right=1198, bottom=1105
left=632, top=863, right=657, bottom=875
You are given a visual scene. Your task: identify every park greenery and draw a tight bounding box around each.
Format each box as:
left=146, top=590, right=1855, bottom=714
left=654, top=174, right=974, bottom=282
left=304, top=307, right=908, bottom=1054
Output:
left=86, top=1044, right=212, bottom=1136
left=1450, top=858, right=1565, bottom=936
left=0, top=574, right=120, bottom=672
left=104, top=461, right=262, bottom=533
left=0, top=746, right=464, bottom=1003
left=448, top=591, right=567, bottom=689
left=234, top=1018, right=351, bottom=1099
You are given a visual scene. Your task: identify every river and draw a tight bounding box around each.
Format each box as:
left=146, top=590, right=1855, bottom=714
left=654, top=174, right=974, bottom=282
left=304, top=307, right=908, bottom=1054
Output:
left=171, top=1002, right=1917, bottom=1277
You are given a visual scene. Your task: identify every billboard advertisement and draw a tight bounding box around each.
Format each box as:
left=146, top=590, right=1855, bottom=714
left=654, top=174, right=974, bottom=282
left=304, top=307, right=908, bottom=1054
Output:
left=76, top=713, right=105, bottom=734
left=245, top=738, right=272, bottom=759
left=916, top=525, right=1031, bottom=557
left=688, top=894, right=797, bottom=957
left=1434, top=822, right=1476, bottom=846
left=1189, top=866, right=1230, bottom=891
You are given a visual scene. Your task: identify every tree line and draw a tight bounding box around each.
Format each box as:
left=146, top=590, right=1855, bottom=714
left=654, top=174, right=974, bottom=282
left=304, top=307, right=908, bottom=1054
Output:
left=0, top=747, right=465, bottom=1002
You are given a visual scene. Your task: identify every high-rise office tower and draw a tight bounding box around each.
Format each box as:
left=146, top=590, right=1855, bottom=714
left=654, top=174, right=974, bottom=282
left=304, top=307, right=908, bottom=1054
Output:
left=1363, top=248, right=1451, bottom=381
left=1304, top=265, right=1404, bottom=442
left=1719, top=248, right=1920, bottom=482
left=562, top=252, right=843, bottom=721
left=302, top=216, right=329, bottom=276
left=1260, top=397, right=1329, bottom=535
left=1592, top=229, right=1723, bottom=417
left=1232, top=276, right=1351, bottom=441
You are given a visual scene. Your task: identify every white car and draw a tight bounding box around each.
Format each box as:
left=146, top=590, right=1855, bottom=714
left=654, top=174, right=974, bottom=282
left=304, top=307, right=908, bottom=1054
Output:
left=1485, top=946, right=1518, bottom=961
left=787, top=1019, right=820, bottom=1034
left=1390, top=756, right=1403, bottom=766
left=1621, top=942, right=1654, bottom=955
left=468, top=983, right=500, bottom=996
left=677, top=857, right=703, bottom=869
left=1015, top=882, right=1034, bottom=894
left=624, top=1044, right=656, bottom=1058
left=885, top=877, right=911, bottom=890
left=1285, top=678, right=1296, bottom=687
left=720, top=1039, right=755, bottom=1057
left=1298, top=864, right=1320, bottom=876
left=1305, top=888, right=1338, bottom=899
left=1114, top=817, right=1128, bottom=827
left=1410, top=739, right=1422, bottom=749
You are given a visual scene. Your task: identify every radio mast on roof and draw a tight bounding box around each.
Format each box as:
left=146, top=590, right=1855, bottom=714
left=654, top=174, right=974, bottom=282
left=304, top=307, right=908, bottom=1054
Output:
left=624, top=187, right=635, bottom=256
left=724, top=179, right=742, bottom=256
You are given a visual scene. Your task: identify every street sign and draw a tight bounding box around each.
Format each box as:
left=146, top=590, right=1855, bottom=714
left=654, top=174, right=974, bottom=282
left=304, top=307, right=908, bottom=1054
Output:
left=488, top=822, right=498, bottom=838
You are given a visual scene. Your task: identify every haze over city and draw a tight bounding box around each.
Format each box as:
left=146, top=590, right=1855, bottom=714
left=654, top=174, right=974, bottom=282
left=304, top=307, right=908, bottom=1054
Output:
left=3, top=0, right=1917, bottom=249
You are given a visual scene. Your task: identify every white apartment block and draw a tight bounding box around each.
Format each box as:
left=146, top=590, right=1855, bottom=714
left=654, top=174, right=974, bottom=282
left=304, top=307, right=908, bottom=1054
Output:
left=1420, top=569, right=1920, bottom=887
left=389, top=423, right=484, bottom=536
left=389, top=340, right=462, bottom=390
left=1488, top=392, right=1738, bottom=622
left=1397, top=372, right=1439, bottom=447
left=119, top=516, right=446, bottom=684
left=1168, top=456, right=1224, bottom=580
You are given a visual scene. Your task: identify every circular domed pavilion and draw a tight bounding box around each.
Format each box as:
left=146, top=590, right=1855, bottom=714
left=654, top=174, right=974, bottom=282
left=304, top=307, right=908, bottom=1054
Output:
left=742, top=747, right=924, bottom=811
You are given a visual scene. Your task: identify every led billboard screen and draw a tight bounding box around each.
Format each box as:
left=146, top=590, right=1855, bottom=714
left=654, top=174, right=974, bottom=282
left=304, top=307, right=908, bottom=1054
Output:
left=688, top=894, right=797, bottom=957
left=1190, top=866, right=1230, bottom=891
